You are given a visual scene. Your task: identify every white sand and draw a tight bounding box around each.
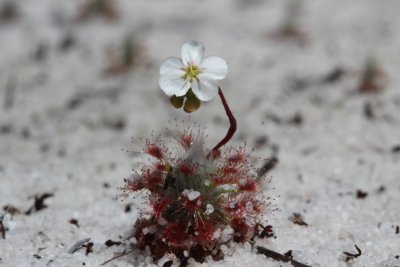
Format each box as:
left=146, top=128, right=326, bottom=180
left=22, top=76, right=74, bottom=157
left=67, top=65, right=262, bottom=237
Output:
left=1, top=0, right=399, bottom=266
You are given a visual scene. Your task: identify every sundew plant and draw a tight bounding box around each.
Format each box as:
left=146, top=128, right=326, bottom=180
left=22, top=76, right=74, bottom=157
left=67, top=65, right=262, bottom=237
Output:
left=122, top=41, right=273, bottom=263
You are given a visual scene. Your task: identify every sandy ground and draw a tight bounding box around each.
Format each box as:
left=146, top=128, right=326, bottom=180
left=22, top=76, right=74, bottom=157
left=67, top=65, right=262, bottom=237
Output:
left=1, top=0, right=400, bottom=266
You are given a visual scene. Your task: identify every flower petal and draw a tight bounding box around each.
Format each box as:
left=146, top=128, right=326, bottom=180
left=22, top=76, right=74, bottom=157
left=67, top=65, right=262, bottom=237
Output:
left=181, top=40, right=205, bottom=66
left=200, top=56, right=228, bottom=80
left=191, top=77, right=219, bottom=101
left=159, top=57, right=190, bottom=96
left=160, top=57, right=184, bottom=76
left=159, top=76, right=190, bottom=97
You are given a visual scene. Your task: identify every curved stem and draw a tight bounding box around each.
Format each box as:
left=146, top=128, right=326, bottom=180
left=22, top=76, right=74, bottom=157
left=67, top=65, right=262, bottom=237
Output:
left=208, top=87, right=237, bottom=158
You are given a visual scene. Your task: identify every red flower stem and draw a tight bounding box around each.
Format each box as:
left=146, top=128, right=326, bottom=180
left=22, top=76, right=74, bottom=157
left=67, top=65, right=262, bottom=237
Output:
left=208, top=87, right=237, bottom=158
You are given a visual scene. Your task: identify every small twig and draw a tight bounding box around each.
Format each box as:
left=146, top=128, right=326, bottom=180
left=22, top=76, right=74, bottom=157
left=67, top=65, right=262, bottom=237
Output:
left=343, top=244, right=362, bottom=262
left=208, top=87, right=237, bottom=158
left=67, top=238, right=91, bottom=254
left=257, top=224, right=274, bottom=238
left=104, top=239, right=123, bottom=247
left=288, top=213, right=308, bottom=226
left=321, top=67, right=345, bottom=84
left=0, top=214, right=6, bottom=239
left=101, top=249, right=134, bottom=265
left=392, top=145, right=400, bottom=153
left=83, top=242, right=94, bottom=255
left=257, top=157, right=278, bottom=179
left=25, top=193, right=54, bottom=215
left=256, top=246, right=311, bottom=267
left=69, top=218, right=80, bottom=228
left=3, top=205, right=20, bottom=217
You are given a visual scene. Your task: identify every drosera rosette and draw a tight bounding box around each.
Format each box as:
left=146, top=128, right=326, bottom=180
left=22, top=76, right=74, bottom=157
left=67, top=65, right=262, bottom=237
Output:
left=122, top=125, right=273, bottom=263
left=115, top=41, right=274, bottom=265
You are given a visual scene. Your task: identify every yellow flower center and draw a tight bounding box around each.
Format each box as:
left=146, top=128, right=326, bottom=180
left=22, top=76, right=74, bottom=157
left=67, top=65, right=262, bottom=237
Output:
left=182, top=64, right=202, bottom=81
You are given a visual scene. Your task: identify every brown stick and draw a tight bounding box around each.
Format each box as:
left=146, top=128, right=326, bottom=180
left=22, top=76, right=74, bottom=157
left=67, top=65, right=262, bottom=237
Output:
left=101, top=250, right=134, bottom=265
left=256, top=246, right=311, bottom=267
left=208, top=87, right=237, bottom=158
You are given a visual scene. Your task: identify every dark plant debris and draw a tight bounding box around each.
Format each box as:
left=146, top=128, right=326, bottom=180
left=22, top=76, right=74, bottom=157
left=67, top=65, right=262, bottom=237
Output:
left=256, top=246, right=311, bottom=267
left=124, top=203, right=132, bottom=213
left=3, top=205, right=21, bottom=216
left=264, top=112, right=303, bottom=126
left=0, top=1, right=19, bottom=22
left=265, top=113, right=282, bottom=124
left=67, top=97, right=83, bottom=110
left=253, top=135, right=268, bottom=149
left=356, top=190, right=368, bottom=199
left=396, top=225, right=399, bottom=234
left=69, top=218, right=80, bottom=228
left=100, top=248, right=135, bottom=265
left=162, top=260, right=173, bottom=267
left=343, top=244, right=362, bottom=262
left=376, top=185, right=386, bottom=194
left=290, top=66, right=346, bottom=91
left=288, top=112, right=303, bottom=126
left=257, top=157, right=278, bottom=179
left=0, top=215, right=6, bottom=239
left=68, top=238, right=91, bottom=254
left=58, top=34, right=76, bottom=52
left=321, top=67, right=345, bottom=84
left=0, top=124, right=12, bottom=134
left=25, top=193, right=54, bottom=215
left=257, top=224, right=275, bottom=238
left=83, top=242, right=94, bottom=255
left=391, top=145, right=400, bottom=153
left=289, top=213, right=308, bottom=226
left=78, top=0, right=119, bottom=21
left=363, top=102, right=375, bottom=120
left=103, top=117, right=126, bottom=131
left=105, top=239, right=122, bottom=247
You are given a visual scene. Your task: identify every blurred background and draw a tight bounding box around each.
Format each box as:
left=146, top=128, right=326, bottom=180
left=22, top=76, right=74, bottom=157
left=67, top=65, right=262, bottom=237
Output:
left=1, top=0, right=398, bottom=162
left=1, top=0, right=399, bottom=266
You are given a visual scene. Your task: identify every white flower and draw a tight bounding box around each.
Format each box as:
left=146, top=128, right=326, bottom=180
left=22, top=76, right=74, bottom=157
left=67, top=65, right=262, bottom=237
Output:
left=159, top=40, right=228, bottom=102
